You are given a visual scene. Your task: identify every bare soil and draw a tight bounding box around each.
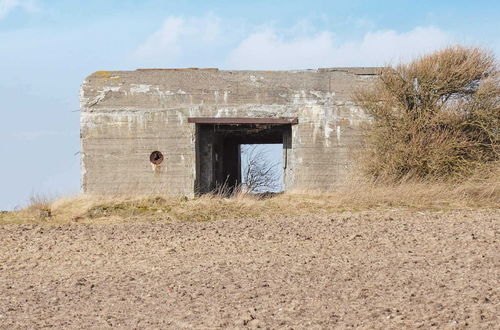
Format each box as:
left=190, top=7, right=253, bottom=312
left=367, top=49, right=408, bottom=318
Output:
left=0, top=209, right=498, bottom=329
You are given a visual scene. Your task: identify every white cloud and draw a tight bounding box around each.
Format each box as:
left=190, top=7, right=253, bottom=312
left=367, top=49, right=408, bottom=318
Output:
left=134, top=13, right=221, bottom=64
left=133, top=14, right=454, bottom=69
left=0, top=0, right=38, bottom=20
left=226, top=26, right=452, bottom=69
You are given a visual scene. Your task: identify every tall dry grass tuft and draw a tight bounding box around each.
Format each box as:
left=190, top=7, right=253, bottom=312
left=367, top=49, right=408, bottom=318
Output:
left=356, top=46, right=499, bottom=181
left=25, top=193, right=54, bottom=220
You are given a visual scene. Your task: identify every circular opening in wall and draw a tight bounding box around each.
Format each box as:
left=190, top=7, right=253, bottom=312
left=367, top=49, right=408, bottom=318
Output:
left=150, top=151, right=164, bottom=165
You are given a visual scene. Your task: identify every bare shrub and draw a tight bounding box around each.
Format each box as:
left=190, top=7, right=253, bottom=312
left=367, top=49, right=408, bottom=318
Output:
left=356, top=46, right=499, bottom=181
left=241, top=145, right=281, bottom=193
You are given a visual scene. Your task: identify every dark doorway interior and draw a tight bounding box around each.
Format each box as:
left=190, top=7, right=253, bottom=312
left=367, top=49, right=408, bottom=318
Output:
left=194, top=123, right=292, bottom=194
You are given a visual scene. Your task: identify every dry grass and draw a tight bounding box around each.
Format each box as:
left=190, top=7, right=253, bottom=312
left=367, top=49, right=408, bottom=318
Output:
left=1, top=167, right=498, bottom=225
left=23, top=193, right=55, bottom=220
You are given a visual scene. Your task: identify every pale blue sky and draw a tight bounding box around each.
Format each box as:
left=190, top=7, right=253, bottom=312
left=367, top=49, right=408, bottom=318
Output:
left=0, top=0, right=499, bottom=209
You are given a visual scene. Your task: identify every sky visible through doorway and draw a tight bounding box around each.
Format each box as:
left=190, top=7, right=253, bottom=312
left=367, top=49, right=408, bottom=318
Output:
left=240, top=144, right=283, bottom=193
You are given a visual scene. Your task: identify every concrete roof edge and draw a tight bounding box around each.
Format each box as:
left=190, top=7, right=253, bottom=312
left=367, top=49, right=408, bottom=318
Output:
left=84, top=67, right=384, bottom=78
left=317, top=67, right=383, bottom=75
left=134, top=67, right=383, bottom=73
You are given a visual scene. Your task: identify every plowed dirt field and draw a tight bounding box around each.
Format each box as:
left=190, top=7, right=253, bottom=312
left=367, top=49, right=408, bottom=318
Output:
left=1, top=209, right=498, bottom=329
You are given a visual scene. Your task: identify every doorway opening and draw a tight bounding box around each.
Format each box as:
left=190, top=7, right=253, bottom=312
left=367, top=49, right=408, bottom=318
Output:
left=189, top=117, right=296, bottom=195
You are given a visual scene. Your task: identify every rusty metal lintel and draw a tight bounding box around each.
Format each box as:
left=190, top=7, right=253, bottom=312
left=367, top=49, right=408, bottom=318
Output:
left=187, top=117, right=299, bottom=125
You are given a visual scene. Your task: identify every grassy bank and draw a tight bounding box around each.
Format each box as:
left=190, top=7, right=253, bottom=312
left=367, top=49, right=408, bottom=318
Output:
left=1, top=175, right=498, bottom=225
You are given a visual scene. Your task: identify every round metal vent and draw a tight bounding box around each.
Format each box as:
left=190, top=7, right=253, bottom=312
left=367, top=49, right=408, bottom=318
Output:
left=150, top=151, right=164, bottom=165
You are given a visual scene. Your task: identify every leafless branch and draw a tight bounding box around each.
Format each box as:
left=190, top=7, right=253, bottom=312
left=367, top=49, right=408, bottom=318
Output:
left=241, top=145, right=281, bottom=193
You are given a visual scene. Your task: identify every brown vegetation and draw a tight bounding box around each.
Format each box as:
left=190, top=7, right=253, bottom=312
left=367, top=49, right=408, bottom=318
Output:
left=1, top=169, right=498, bottom=225
left=356, top=46, right=499, bottom=181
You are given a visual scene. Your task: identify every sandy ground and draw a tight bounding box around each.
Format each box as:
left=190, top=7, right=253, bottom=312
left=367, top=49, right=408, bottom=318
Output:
left=0, top=209, right=499, bottom=329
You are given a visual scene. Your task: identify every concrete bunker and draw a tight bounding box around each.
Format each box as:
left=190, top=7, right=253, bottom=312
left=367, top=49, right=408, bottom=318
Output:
left=80, top=67, right=380, bottom=196
left=189, top=117, right=296, bottom=194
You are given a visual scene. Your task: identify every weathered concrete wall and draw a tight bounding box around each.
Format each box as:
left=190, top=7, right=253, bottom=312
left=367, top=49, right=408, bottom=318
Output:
left=80, top=68, right=378, bottom=196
